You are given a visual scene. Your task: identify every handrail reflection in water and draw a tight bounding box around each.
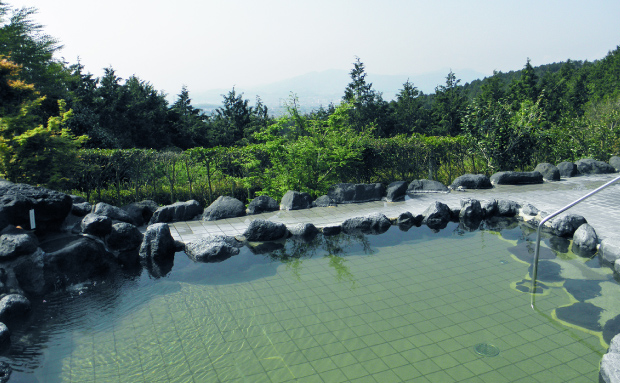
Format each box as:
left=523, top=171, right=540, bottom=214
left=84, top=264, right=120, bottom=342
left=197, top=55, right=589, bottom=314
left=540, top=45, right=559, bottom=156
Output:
left=531, top=174, right=620, bottom=309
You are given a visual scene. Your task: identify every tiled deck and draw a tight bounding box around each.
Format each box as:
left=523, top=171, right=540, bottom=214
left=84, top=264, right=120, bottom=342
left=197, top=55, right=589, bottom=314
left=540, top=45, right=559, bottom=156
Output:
left=170, top=173, right=620, bottom=243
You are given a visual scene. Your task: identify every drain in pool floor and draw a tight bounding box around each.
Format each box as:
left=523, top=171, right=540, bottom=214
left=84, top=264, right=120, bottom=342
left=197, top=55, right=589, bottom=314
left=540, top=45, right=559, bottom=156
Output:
left=474, top=343, right=500, bottom=357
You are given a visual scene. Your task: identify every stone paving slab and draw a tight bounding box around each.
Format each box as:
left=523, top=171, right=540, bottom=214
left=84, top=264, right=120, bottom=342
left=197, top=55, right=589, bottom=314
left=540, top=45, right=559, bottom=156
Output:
left=170, top=173, right=620, bottom=242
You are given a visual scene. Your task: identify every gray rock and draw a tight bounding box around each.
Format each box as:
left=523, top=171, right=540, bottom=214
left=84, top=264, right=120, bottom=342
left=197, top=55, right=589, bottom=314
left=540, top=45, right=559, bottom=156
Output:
left=407, top=179, right=449, bottom=193
left=70, top=195, right=87, bottom=204
left=81, top=213, right=112, bottom=237
left=496, top=199, right=521, bottom=216
left=0, top=226, right=38, bottom=260
left=202, top=196, right=246, bottom=221
left=327, top=183, right=386, bottom=204
left=288, top=223, right=319, bottom=241
left=422, top=201, right=452, bottom=230
left=139, top=223, right=176, bottom=261
left=558, top=161, right=578, bottom=178
left=521, top=204, right=540, bottom=216
left=450, top=174, right=492, bottom=190
left=243, top=219, right=288, bottom=241
left=280, top=191, right=313, bottom=211
left=105, top=222, right=144, bottom=253
left=149, top=200, right=202, bottom=225
left=45, top=237, right=117, bottom=287
left=342, top=213, right=392, bottom=235
left=0, top=361, right=10, bottom=383
left=322, top=225, right=341, bottom=236
left=601, top=238, right=620, bottom=265
left=397, top=212, right=422, bottom=228
left=459, top=199, right=483, bottom=221
left=71, top=201, right=92, bottom=217
left=481, top=199, right=498, bottom=218
left=490, top=171, right=543, bottom=185
left=534, top=163, right=561, bottom=181
left=575, top=158, right=616, bottom=175
left=184, top=236, right=241, bottom=263
left=93, top=202, right=135, bottom=224
left=0, top=294, right=31, bottom=322
left=0, top=322, right=9, bottom=349
left=610, top=156, right=620, bottom=172
left=600, top=353, right=620, bottom=383
left=609, top=333, right=620, bottom=354
left=550, top=214, right=587, bottom=237
left=122, top=200, right=159, bottom=227
left=313, top=195, right=337, bottom=207
left=0, top=183, right=72, bottom=232
left=572, top=223, right=598, bottom=252
left=386, top=181, right=408, bottom=202
left=247, top=195, right=279, bottom=215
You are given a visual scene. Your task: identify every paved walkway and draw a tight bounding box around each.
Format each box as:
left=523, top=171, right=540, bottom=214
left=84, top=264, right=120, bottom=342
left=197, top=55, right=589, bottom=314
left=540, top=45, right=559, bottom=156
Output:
left=170, top=174, right=620, bottom=243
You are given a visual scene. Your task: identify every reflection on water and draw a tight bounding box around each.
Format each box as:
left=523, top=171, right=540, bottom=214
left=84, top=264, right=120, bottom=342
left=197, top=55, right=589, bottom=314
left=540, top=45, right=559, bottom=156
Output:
left=0, top=220, right=615, bottom=382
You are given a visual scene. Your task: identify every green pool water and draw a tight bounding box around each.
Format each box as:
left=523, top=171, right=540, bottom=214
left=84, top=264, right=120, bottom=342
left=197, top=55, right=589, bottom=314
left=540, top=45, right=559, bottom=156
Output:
left=4, top=222, right=614, bottom=382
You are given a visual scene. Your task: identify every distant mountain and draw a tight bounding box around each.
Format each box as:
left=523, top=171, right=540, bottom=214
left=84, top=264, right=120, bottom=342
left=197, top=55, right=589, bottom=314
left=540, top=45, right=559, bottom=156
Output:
left=193, top=68, right=487, bottom=115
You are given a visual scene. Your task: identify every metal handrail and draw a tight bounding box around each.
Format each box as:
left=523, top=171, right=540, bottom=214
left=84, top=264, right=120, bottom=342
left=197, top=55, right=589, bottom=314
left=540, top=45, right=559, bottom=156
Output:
left=531, top=174, right=620, bottom=309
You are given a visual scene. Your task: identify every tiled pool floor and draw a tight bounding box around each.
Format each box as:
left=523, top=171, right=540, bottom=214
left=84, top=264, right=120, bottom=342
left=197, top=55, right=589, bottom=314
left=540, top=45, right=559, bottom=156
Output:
left=42, top=230, right=606, bottom=383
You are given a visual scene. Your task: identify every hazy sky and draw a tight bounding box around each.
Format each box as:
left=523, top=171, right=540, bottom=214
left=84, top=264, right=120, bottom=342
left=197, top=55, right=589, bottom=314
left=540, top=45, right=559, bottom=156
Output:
left=7, top=0, right=620, bottom=98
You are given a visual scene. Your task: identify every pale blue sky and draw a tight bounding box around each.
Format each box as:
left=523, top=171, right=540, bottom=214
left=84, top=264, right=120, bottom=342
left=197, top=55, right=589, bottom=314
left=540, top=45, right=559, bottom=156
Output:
left=7, top=0, right=620, bottom=97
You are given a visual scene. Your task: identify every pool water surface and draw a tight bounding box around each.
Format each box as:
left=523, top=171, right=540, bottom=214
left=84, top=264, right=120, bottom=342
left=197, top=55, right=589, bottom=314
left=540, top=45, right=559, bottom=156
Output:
left=3, top=222, right=613, bottom=382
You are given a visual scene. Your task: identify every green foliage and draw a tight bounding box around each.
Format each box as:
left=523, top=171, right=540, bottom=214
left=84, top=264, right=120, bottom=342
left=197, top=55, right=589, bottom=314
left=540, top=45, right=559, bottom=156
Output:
left=462, top=98, right=545, bottom=172
left=432, top=71, right=467, bottom=136
left=253, top=102, right=373, bottom=199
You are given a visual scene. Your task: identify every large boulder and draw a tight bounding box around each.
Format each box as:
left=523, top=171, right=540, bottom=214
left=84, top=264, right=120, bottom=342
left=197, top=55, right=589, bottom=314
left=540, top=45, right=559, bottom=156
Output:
left=202, top=196, right=246, bottom=221
left=459, top=199, right=483, bottom=221
left=243, top=219, right=288, bottom=241
left=610, top=156, right=620, bottom=172
left=450, top=174, right=492, bottom=190
left=287, top=223, right=319, bottom=241
left=0, top=294, right=30, bottom=323
left=0, top=322, right=9, bottom=350
left=481, top=199, right=498, bottom=218
left=122, top=200, right=159, bottom=227
left=342, top=213, right=392, bottom=235
left=0, top=226, right=38, bottom=260
left=575, top=158, right=615, bottom=175
left=93, top=202, right=135, bottom=224
left=601, top=354, right=620, bottom=383
left=407, top=180, right=449, bottom=194
left=313, top=195, right=337, bottom=207
left=0, top=361, right=10, bottom=383
left=385, top=181, right=408, bottom=202
left=0, top=182, right=72, bottom=232
left=549, top=214, right=587, bottom=237
left=80, top=213, right=112, bottom=237
left=327, top=183, right=385, bottom=204
left=71, top=201, right=92, bottom=217
left=139, top=223, right=176, bottom=261
left=534, top=163, right=561, bottom=181
left=321, top=225, right=342, bottom=236
left=490, top=171, right=543, bottom=185
left=397, top=211, right=423, bottom=230
left=557, top=161, right=578, bottom=178
left=149, top=200, right=202, bottom=225
left=496, top=199, right=521, bottom=217
left=184, top=235, right=241, bottom=263
left=247, top=195, right=279, bottom=215
left=601, top=238, right=620, bottom=265
left=105, top=223, right=143, bottom=253
left=572, top=223, right=598, bottom=254
left=422, top=201, right=452, bottom=230
left=280, top=191, right=313, bottom=211
left=43, top=237, right=117, bottom=288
